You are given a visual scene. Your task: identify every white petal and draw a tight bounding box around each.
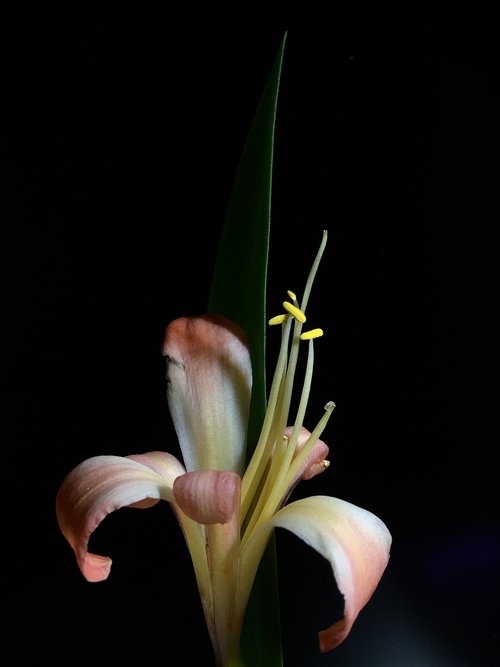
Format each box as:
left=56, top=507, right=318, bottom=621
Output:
left=162, top=315, right=252, bottom=473
left=245, top=495, right=391, bottom=652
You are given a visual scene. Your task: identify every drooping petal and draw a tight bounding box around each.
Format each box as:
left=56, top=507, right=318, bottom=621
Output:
left=162, top=315, right=252, bottom=474
left=55, top=452, right=185, bottom=582
left=241, top=495, right=391, bottom=652
left=173, top=470, right=241, bottom=524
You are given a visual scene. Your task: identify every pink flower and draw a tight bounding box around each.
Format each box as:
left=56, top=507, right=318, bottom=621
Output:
left=56, top=230, right=391, bottom=666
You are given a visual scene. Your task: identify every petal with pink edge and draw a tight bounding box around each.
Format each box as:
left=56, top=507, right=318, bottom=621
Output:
left=161, top=315, right=252, bottom=474
left=173, top=470, right=241, bottom=524
left=286, top=426, right=330, bottom=483
left=55, top=452, right=185, bottom=582
left=265, top=495, right=391, bottom=652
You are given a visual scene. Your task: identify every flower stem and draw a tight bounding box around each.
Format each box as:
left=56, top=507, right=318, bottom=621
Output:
left=217, top=653, right=246, bottom=667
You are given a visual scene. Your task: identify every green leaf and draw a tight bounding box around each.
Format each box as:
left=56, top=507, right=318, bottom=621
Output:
left=208, top=33, right=287, bottom=667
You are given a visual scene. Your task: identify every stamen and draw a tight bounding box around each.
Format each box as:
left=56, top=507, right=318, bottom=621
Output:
left=243, top=331, right=318, bottom=534
left=300, top=328, right=324, bottom=340
left=241, top=316, right=293, bottom=518
left=242, top=231, right=331, bottom=541
left=268, top=314, right=288, bottom=326
left=241, top=434, right=289, bottom=544
left=283, top=301, right=306, bottom=323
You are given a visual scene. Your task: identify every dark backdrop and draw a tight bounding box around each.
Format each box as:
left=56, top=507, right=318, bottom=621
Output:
left=6, top=3, right=499, bottom=666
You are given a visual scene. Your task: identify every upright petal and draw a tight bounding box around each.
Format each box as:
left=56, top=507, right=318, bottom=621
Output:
left=162, top=315, right=252, bottom=473
left=55, top=452, right=184, bottom=582
left=242, top=495, right=391, bottom=652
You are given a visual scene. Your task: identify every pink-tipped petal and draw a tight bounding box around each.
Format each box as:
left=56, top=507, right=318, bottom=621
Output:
left=81, top=553, right=112, bottom=583
left=270, top=495, right=391, bottom=652
left=162, top=316, right=252, bottom=474
left=286, top=426, right=330, bottom=481
left=174, top=470, right=241, bottom=524
left=56, top=452, right=185, bottom=581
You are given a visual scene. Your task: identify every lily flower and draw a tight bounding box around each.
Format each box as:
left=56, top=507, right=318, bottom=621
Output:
left=56, top=230, right=391, bottom=666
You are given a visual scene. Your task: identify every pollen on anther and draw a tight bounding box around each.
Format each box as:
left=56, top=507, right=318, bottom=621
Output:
left=300, top=328, right=324, bottom=340
left=268, top=314, right=288, bottom=326
left=283, top=301, right=306, bottom=323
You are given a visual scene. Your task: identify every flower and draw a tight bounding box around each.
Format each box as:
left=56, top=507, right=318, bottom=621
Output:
left=56, top=230, right=391, bottom=666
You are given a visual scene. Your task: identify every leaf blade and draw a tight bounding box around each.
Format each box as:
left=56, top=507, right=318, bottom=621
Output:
left=208, top=33, right=287, bottom=667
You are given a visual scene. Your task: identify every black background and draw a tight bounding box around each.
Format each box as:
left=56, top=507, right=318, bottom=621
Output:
left=6, top=2, right=500, bottom=666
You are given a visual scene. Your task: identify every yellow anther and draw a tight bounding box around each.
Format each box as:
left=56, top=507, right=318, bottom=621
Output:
left=300, top=328, right=324, bottom=340
left=287, top=290, right=297, bottom=302
left=283, top=301, right=306, bottom=323
left=268, top=314, right=288, bottom=326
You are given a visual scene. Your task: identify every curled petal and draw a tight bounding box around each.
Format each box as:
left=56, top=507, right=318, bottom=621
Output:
left=162, top=315, right=252, bottom=474
left=174, top=470, right=241, bottom=524
left=258, top=495, right=391, bottom=652
left=55, top=452, right=185, bottom=582
left=276, top=427, right=331, bottom=510
left=128, top=451, right=186, bottom=484
left=286, top=426, right=330, bottom=481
